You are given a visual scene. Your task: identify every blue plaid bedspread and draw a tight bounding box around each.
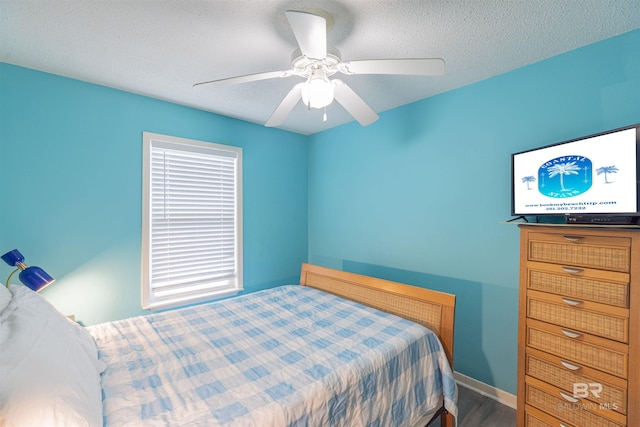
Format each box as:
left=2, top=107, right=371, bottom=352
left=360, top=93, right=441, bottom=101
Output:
left=87, top=285, right=457, bottom=426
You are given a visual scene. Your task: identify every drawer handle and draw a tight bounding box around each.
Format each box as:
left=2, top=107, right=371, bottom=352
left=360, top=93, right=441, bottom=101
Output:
left=562, top=266, right=584, bottom=275
left=562, top=297, right=583, bottom=306
left=561, top=329, right=583, bottom=339
left=560, top=360, right=583, bottom=371
left=560, top=390, right=580, bottom=403
left=562, top=235, right=584, bottom=242
left=560, top=424, right=570, bottom=427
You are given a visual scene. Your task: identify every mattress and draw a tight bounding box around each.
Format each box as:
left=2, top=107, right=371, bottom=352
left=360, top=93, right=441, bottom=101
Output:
left=87, top=285, right=458, bottom=426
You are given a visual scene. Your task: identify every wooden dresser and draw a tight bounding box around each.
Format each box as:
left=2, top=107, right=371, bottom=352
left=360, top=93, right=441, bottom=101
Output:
left=517, top=225, right=640, bottom=427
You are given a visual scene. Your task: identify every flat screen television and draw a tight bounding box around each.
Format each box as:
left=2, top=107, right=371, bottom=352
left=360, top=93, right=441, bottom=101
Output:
left=511, top=123, right=640, bottom=224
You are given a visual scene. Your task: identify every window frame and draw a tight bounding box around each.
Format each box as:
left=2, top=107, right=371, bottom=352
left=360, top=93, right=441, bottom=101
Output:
left=141, top=132, right=243, bottom=311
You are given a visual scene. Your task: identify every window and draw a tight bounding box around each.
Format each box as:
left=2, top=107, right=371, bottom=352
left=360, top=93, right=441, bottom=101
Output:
left=142, top=132, right=242, bottom=310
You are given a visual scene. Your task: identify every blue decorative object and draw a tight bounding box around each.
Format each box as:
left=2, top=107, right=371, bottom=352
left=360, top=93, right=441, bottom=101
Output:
left=538, top=155, right=593, bottom=199
left=2, top=249, right=55, bottom=292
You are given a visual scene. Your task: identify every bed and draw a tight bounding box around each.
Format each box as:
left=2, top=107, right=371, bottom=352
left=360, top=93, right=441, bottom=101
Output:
left=0, top=263, right=457, bottom=427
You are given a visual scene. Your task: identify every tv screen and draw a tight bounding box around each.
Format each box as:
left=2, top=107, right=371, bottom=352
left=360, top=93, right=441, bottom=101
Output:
left=511, top=124, right=640, bottom=220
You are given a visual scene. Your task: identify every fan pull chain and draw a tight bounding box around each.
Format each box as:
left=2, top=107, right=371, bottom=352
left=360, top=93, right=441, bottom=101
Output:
left=323, top=107, right=327, bottom=122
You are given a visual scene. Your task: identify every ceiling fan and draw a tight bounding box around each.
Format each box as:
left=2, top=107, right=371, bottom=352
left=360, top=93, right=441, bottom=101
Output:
left=194, top=10, right=445, bottom=127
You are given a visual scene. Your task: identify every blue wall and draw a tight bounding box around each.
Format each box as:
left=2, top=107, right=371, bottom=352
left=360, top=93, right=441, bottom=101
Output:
left=307, top=29, right=640, bottom=395
left=0, top=63, right=308, bottom=326
left=1, top=29, right=639, bottom=396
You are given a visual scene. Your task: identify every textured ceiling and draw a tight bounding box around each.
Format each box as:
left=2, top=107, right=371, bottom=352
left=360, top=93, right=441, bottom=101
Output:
left=1, top=0, right=639, bottom=135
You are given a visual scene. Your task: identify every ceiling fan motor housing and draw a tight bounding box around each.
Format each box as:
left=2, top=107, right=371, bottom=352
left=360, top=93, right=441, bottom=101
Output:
left=290, top=48, right=341, bottom=78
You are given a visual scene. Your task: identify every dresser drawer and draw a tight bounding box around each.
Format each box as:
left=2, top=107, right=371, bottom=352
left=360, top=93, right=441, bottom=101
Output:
left=526, top=319, right=628, bottom=378
left=527, top=290, right=629, bottom=342
left=527, top=232, right=631, bottom=272
left=526, top=376, right=626, bottom=427
left=525, top=404, right=575, bottom=427
left=527, top=262, right=629, bottom=308
left=526, top=348, right=627, bottom=415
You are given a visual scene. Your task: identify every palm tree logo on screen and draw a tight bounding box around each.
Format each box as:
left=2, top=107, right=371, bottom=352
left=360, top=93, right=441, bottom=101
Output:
left=537, top=155, right=592, bottom=198
left=596, top=165, right=619, bottom=183
left=522, top=175, right=536, bottom=190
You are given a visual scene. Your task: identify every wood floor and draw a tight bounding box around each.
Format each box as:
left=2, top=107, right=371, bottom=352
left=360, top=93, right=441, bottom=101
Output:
left=429, top=384, right=516, bottom=427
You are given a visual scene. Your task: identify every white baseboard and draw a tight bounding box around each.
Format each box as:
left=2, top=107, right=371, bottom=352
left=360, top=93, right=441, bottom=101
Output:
left=454, top=371, right=517, bottom=409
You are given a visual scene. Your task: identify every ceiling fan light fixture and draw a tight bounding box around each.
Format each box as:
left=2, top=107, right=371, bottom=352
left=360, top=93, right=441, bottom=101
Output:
left=301, top=70, right=334, bottom=109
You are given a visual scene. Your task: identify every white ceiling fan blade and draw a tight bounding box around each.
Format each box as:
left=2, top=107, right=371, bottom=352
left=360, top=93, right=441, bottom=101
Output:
left=265, top=83, right=304, bottom=127
left=333, top=80, right=379, bottom=126
left=285, top=10, right=327, bottom=60
left=339, top=58, right=445, bottom=76
left=194, top=70, right=292, bottom=88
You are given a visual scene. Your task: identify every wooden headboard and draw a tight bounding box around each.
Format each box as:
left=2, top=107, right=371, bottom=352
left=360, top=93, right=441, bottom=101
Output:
left=299, top=263, right=456, bottom=368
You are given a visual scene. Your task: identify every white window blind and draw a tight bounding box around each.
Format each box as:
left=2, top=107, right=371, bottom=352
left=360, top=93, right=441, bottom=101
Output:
left=142, top=133, right=242, bottom=310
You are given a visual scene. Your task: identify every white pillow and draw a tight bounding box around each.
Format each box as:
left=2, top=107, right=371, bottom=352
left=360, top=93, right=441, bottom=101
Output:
left=0, top=284, right=10, bottom=313
left=0, top=285, right=104, bottom=427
